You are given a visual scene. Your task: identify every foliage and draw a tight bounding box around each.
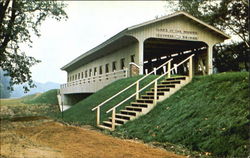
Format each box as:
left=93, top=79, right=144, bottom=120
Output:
left=174, top=0, right=249, bottom=71
left=0, top=0, right=68, bottom=92
left=214, top=41, right=249, bottom=72
left=112, top=72, right=249, bottom=157
left=0, top=69, right=11, bottom=98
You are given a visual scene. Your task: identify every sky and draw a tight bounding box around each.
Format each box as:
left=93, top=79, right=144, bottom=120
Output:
left=24, top=1, right=170, bottom=84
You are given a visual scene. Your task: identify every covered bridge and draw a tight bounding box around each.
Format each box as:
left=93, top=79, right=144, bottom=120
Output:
left=59, top=11, right=229, bottom=106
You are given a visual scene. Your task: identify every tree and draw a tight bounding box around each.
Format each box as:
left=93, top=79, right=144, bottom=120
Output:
left=0, top=69, right=11, bottom=98
left=173, top=0, right=249, bottom=71
left=0, top=0, right=68, bottom=92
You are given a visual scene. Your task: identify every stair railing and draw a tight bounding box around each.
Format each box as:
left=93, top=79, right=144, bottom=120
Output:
left=106, top=54, right=194, bottom=130
left=92, top=58, right=173, bottom=126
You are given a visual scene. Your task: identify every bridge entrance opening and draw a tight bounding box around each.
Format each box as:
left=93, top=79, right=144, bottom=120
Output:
left=143, top=38, right=208, bottom=76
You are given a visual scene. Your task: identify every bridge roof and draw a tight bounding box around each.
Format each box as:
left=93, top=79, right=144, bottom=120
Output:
left=61, top=11, right=229, bottom=71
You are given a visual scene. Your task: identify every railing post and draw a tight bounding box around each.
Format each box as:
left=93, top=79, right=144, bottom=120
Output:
left=163, top=66, right=166, bottom=74
left=154, top=67, right=157, bottom=75
left=97, top=107, right=100, bottom=126
left=189, top=56, right=193, bottom=78
left=112, top=108, right=116, bottom=130
left=136, top=81, right=139, bottom=99
left=168, top=60, right=171, bottom=78
left=154, top=80, right=157, bottom=105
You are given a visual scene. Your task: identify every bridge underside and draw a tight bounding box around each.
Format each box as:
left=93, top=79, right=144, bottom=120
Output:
left=61, top=93, right=92, bottom=106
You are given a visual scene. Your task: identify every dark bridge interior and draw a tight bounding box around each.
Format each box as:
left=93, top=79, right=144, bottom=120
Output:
left=143, top=38, right=208, bottom=75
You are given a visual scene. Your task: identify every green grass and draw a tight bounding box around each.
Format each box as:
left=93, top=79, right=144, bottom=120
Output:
left=61, top=75, right=158, bottom=126
left=111, top=72, right=249, bottom=157
left=23, top=89, right=58, bottom=105
left=0, top=89, right=59, bottom=120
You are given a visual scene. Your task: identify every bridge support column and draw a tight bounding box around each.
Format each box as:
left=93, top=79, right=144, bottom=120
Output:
left=207, top=45, right=213, bottom=75
left=138, top=40, right=144, bottom=75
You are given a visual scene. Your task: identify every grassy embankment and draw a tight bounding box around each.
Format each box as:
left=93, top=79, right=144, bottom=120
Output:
left=111, top=72, right=249, bottom=157
left=62, top=72, right=249, bottom=157
left=61, top=75, right=158, bottom=126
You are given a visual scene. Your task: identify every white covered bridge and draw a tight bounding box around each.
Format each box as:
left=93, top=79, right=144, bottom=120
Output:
left=59, top=11, right=229, bottom=110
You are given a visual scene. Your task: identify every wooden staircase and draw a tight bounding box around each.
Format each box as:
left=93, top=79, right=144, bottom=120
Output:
left=92, top=54, right=194, bottom=131
left=98, top=76, right=191, bottom=130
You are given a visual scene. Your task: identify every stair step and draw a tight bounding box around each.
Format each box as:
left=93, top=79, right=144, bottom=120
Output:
left=160, top=80, right=181, bottom=84
left=157, top=84, right=175, bottom=88
left=108, top=117, right=127, bottom=124
left=146, top=91, right=165, bottom=95
left=166, top=76, right=186, bottom=81
left=103, top=121, right=122, bottom=127
left=98, top=124, right=112, bottom=130
left=125, top=106, right=144, bottom=112
left=120, top=110, right=138, bottom=116
left=136, top=98, right=154, bottom=104
left=115, top=113, right=132, bottom=120
left=141, top=95, right=159, bottom=99
left=131, top=102, right=152, bottom=108
left=151, top=88, right=170, bottom=92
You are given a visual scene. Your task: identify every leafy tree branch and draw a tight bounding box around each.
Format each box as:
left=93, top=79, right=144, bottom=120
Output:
left=0, top=0, right=68, bottom=92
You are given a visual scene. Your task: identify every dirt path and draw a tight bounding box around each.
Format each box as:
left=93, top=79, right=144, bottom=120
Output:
left=0, top=118, right=185, bottom=158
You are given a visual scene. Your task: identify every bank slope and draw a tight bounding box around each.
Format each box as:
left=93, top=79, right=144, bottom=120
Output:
left=112, top=72, right=249, bottom=157
left=61, top=75, right=158, bottom=126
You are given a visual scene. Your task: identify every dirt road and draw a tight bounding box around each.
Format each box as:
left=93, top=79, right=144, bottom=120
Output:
left=0, top=118, right=184, bottom=158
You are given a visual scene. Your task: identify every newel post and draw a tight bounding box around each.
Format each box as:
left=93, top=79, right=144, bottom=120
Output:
left=168, top=60, right=171, bottom=78
left=97, top=107, right=100, bottom=126
left=112, top=108, right=116, bottom=130
left=189, top=56, right=193, bottom=78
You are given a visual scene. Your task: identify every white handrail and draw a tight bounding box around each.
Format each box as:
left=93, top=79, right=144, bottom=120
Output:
left=62, top=69, right=127, bottom=87
left=91, top=58, right=173, bottom=111
left=106, top=54, right=194, bottom=114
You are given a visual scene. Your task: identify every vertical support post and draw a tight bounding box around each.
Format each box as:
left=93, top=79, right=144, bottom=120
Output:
left=136, top=81, right=139, bottom=99
left=154, top=80, right=157, bottom=105
left=163, top=66, right=166, bottom=74
left=168, top=60, right=171, bottom=78
left=112, top=108, right=116, bottom=130
left=145, top=69, right=148, bottom=74
left=189, top=56, right=193, bottom=78
left=138, top=41, right=144, bottom=75
left=97, top=106, right=100, bottom=126
left=153, top=68, right=157, bottom=75
left=207, top=45, right=213, bottom=75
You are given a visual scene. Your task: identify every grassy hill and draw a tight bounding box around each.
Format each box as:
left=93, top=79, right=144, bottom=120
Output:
left=60, top=72, right=249, bottom=157
left=61, top=75, right=158, bottom=125
left=57, top=72, right=249, bottom=157
left=23, top=89, right=58, bottom=105
left=111, top=72, right=249, bottom=157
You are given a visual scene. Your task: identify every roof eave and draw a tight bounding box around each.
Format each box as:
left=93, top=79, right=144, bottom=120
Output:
left=61, top=28, right=129, bottom=71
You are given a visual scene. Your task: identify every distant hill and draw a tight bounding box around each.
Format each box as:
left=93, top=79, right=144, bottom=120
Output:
left=10, top=81, right=60, bottom=98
